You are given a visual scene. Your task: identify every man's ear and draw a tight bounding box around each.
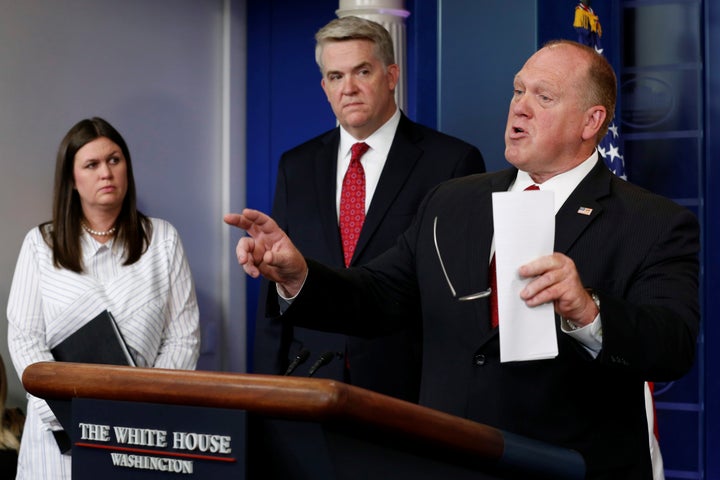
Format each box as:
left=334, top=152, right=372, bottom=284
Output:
left=386, top=64, right=400, bottom=91
left=582, top=106, right=606, bottom=141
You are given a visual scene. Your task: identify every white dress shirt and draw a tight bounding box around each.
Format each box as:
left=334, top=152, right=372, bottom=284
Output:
left=7, top=217, right=200, bottom=480
left=335, top=108, right=401, bottom=219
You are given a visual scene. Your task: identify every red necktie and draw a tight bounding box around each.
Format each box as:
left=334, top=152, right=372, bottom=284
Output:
left=340, top=142, right=369, bottom=267
left=490, top=184, right=539, bottom=328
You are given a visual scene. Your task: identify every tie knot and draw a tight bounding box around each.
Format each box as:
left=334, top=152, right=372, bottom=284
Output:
left=525, top=184, right=540, bottom=191
left=351, top=142, right=369, bottom=161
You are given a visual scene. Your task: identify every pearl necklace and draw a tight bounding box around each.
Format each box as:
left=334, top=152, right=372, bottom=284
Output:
left=81, top=222, right=116, bottom=236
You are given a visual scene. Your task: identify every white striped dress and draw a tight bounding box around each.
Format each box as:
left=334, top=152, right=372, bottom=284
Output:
left=6, top=217, right=200, bottom=479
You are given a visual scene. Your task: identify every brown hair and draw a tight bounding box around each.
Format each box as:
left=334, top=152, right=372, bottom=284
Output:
left=41, top=117, right=151, bottom=272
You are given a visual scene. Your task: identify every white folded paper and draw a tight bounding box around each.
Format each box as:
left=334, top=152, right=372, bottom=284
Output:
left=492, top=190, right=558, bottom=362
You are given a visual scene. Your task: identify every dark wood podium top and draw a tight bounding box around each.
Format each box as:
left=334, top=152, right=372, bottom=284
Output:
left=22, top=361, right=504, bottom=460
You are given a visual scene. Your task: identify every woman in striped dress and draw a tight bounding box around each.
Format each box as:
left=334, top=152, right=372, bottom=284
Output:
left=6, top=117, right=201, bottom=479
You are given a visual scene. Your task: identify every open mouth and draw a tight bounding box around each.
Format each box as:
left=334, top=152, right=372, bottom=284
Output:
left=508, top=126, right=527, bottom=139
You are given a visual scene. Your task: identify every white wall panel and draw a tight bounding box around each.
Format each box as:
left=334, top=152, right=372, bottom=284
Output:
left=0, top=0, right=246, bottom=408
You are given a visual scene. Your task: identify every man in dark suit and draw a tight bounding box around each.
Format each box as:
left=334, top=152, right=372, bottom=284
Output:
left=253, top=15, right=485, bottom=402
left=227, top=40, right=699, bottom=479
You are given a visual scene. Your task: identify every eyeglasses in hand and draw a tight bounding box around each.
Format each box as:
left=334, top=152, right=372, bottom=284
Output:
left=433, top=216, right=492, bottom=301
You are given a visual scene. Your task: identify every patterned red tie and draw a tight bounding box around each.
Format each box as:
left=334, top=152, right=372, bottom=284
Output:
left=490, top=184, right=540, bottom=328
left=340, top=142, right=369, bottom=267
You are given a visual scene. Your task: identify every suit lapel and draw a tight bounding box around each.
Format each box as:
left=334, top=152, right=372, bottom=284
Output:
left=313, top=129, right=344, bottom=263
left=432, top=169, right=516, bottom=343
left=352, top=115, right=421, bottom=263
left=433, top=169, right=517, bottom=299
left=475, top=169, right=517, bottom=343
left=467, top=168, right=518, bottom=279
left=555, top=160, right=610, bottom=253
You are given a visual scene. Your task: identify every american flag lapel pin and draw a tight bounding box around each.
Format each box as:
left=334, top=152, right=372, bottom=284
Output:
left=577, top=206, right=593, bottom=216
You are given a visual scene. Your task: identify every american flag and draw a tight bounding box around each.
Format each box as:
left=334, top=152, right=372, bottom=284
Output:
left=574, top=6, right=663, bottom=474
left=573, top=1, right=627, bottom=179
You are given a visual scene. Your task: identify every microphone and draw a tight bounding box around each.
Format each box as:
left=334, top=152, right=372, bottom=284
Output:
left=284, top=349, right=310, bottom=376
left=307, top=351, right=339, bottom=377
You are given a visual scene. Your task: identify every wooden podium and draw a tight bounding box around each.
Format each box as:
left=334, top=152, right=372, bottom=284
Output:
left=23, top=362, right=584, bottom=479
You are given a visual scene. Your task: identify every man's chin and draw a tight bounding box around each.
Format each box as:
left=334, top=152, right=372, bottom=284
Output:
left=342, top=111, right=369, bottom=124
left=339, top=116, right=372, bottom=133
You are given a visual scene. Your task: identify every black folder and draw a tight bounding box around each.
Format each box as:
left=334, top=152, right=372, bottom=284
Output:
left=50, top=310, right=135, bottom=366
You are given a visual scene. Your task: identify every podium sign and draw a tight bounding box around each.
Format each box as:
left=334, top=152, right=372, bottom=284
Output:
left=71, top=399, right=245, bottom=479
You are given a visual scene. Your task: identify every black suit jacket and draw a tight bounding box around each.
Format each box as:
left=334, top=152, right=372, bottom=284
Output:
left=254, top=113, right=485, bottom=401
left=286, top=161, right=700, bottom=479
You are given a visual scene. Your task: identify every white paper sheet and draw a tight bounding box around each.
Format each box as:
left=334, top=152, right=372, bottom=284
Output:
left=492, top=190, right=558, bottom=362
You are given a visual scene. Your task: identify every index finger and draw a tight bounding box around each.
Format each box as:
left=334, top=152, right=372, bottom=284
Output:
left=223, top=212, right=245, bottom=228
left=224, top=209, right=267, bottom=230
left=224, top=208, right=282, bottom=238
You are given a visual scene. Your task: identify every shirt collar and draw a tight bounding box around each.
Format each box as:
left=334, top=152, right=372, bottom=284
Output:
left=80, top=229, right=124, bottom=260
left=512, top=151, right=599, bottom=213
left=339, top=107, right=400, bottom=159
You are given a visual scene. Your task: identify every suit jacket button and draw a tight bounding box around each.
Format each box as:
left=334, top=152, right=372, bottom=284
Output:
left=473, top=354, right=486, bottom=366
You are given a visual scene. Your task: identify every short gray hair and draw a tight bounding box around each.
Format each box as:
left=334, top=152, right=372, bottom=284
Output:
left=314, top=16, right=395, bottom=72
